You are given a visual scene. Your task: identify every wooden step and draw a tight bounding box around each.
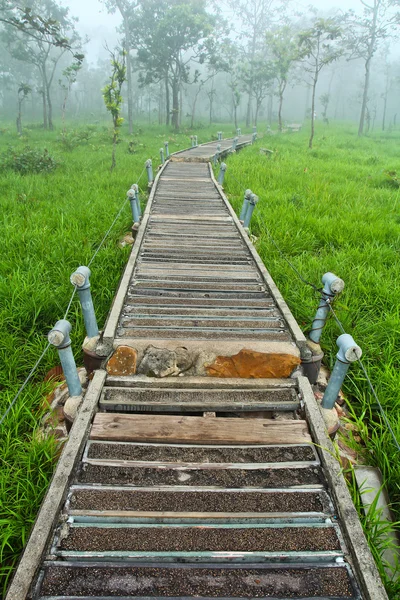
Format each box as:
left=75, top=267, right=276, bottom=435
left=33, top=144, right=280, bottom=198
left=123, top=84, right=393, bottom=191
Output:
left=38, top=563, right=358, bottom=598
left=90, top=414, right=311, bottom=445
left=99, top=386, right=299, bottom=413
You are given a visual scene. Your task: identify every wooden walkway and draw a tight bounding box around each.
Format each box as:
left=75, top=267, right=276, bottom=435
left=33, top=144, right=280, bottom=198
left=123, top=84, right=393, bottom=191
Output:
left=5, top=134, right=387, bottom=600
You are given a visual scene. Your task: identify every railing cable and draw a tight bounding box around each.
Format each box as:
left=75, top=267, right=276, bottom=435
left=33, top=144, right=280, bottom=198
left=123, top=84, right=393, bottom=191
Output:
left=1, top=165, right=147, bottom=428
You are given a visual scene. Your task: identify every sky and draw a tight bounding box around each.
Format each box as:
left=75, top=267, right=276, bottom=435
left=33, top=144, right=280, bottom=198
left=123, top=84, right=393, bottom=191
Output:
left=58, top=0, right=368, bottom=64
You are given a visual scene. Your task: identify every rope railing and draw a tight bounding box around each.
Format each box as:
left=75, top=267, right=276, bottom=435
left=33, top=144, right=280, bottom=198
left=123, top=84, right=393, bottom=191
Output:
left=223, top=165, right=400, bottom=454
left=0, top=164, right=148, bottom=428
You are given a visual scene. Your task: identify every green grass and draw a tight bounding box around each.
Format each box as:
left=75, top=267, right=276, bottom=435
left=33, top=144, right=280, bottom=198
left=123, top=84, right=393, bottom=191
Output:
left=219, top=122, right=400, bottom=596
left=0, top=119, right=236, bottom=597
left=1, top=119, right=399, bottom=598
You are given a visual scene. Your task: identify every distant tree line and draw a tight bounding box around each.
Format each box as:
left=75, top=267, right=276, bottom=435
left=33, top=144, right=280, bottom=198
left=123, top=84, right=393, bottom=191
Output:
left=1, top=0, right=400, bottom=140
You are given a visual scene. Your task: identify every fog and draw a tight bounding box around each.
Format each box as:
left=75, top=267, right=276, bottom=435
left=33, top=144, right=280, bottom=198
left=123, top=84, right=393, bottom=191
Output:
left=1, top=0, right=399, bottom=134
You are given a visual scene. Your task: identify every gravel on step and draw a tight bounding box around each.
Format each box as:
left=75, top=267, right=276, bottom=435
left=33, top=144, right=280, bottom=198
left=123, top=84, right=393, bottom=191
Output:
left=78, top=465, right=323, bottom=488
left=40, top=565, right=355, bottom=597
left=87, top=443, right=316, bottom=464
left=70, top=489, right=325, bottom=513
left=61, top=525, right=341, bottom=552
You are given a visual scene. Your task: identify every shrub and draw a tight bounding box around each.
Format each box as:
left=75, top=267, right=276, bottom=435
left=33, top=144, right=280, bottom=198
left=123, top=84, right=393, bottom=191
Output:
left=57, top=127, right=95, bottom=151
left=0, top=146, right=58, bottom=174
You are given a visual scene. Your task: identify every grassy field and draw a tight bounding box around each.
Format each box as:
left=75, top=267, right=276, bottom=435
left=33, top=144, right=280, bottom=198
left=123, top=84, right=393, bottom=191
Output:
left=0, top=119, right=399, bottom=597
left=220, top=123, right=400, bottom=594
left=0, top=120, right=232, bottom=597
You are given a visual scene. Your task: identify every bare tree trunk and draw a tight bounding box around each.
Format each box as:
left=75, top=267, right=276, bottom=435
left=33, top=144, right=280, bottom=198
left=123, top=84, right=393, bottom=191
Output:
left=42, top=91, right=48, bottom=129
left=233, top=100, right=238, bottom=129
left=44, top=74, right=53, bottom=130
left=171, top=77, right=179, bottom=130
left=267, top=93, right=273, bottom=124
left=111, top=131, right=117, bottom=172
left=254, top=101, right=260, bottom=126
left=358, top=57, right=371, bottom=136
left=16, top=100, right=22, bottom=135
left=191, top=85, right=202, bottom=128
left=165, top=75, right=170, bottom=126
left=179, top=84, right=183, bottom=127
left=278, top=80, right=286, bottom=132
left=309, top=73, right=318, bottom=149
left=126, top=46, right=133, bottom=134
left=382, top=94, right=388, bottom=131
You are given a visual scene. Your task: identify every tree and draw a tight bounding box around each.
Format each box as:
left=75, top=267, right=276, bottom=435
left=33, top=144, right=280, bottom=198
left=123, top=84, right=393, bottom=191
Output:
left=345, top=0, right=399, bottom=136
left=227, top=0, right=277, bottom=126
left=0, top=0, right=76, bottom=49
left=102, top=0, right=138, bottom=134
left=242, top=52, right=275, bottom=125
left=266, top=25, right=304, bottom=131
left=1, top=0, right=83, bottom=130
left=16, top=82, right=31, bottom=134
left=103, top=47, right=126, bottom=172
left=128, top=0, right=216, bottom=130
left=214, top=38, right=242, bottom=128
left=299, top=17, right=343, bottom=148
left=59, top=59, right=82, bottom=129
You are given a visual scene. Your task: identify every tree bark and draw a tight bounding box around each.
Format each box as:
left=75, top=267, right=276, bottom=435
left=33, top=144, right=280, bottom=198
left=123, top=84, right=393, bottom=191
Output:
left=382, top=93, right=388, bottom=131
left=309, top=73, right=318, bottom=149
left=278, top=79, right=286, bottom=132
left=171, top=76, right=179, bottom=130
left=191, top=85, right=202, bottom=128
left=267, top=93, right=273, bottom=124
left=16, top=100, right=22, bottom=135
left=165, top=75, right=170, bottom=126
left=358, top=0, right=378, bottom=136
left=358, top=57, right=371, bottom=136
left=41, top=90, right=48, bottom=130
left=125, top=43, right=133, bottom=134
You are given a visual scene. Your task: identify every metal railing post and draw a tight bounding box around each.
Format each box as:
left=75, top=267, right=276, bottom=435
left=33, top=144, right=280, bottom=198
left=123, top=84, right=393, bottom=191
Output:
left=164, top=141, right=169, bottom=158
left=309, top=273, right=345, bottom=344
left=48, top=320, right=82, bottom=397
left=194, top=135, right=198, bottom=147
left=322, top=334, right=362, bottom=409
left=160, top=147, right=165, bottom=165
left=232, top=137, right=238, bottom=150
left=145, top=159, right=153, bottom=185
left=240, top=189, right=253, bottom=222
left=217, top=162, right=227, bottom=185
left=213, top=143, right=221, bottom=166
left=70, top=267, right=99, bottom=339
left=127, top=188, right=140, bottom=224
left=131, top=183, right=141, bottom=218
left=243, top=193, right=259, bottom=228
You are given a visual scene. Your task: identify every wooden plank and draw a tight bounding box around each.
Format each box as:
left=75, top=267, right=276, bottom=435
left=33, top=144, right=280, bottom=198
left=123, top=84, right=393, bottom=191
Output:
left=90, top=414, right=311, bottom=445
left=5, top=369, right=107, bottom=600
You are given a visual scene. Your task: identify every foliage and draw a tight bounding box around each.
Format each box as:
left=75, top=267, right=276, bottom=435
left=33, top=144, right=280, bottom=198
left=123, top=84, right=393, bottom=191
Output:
left=266, top=25, right=305, bottom=131
left=221, top=125, right=400, bottom=600
left=344, top=0, right=400, bottom=136
left=0, top=0, right=77, bottom=50
left=0, top=121, right=228, bottom=596
left=102, top=48, right=126, bottom=171
left=299, top=17, right=343, bottom=148
left=129, top=0, right=216, bottom=129
left=57, top=127, right=95, bottom=151
left=0, top=0, right=83, bottom=131
left=0, top=145, right=58, bottom=174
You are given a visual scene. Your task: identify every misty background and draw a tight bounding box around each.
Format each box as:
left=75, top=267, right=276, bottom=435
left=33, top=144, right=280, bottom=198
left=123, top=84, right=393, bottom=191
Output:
left=1, top=0, right=399, bottom=134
